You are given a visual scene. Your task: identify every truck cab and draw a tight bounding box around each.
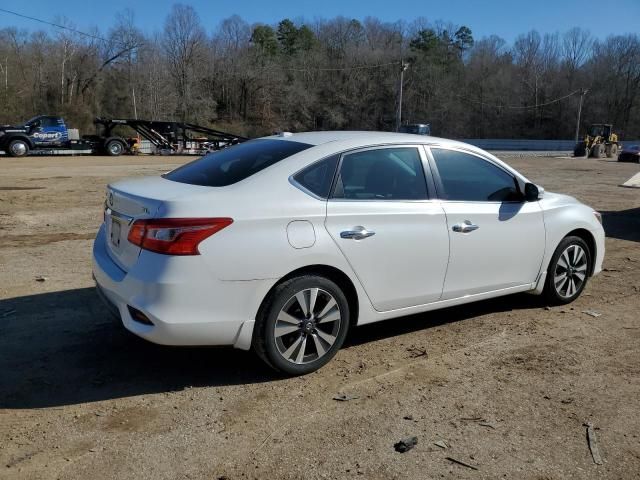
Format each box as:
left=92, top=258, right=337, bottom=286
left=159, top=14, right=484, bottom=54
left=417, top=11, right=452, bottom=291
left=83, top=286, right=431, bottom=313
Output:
left=0, top=115, right=127, bottom=157
left=23, top=116, right=69, bottom=147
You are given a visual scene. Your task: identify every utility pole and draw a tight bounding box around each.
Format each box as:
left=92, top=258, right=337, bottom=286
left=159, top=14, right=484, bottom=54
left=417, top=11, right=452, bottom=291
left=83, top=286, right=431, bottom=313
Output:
left=396, top=61, right=409, bottom=132
left=574, top=88, right=588, bottom=143
left=132, top=86, right=138, bottom=119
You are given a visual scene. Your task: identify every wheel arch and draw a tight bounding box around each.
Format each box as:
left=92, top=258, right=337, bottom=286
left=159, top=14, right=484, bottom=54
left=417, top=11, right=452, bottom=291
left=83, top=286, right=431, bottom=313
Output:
left=256, top=264, right=360, bottom=329
left=4, top=134, right=34, bottom=149
left=563, top=228, right=597, bottom=277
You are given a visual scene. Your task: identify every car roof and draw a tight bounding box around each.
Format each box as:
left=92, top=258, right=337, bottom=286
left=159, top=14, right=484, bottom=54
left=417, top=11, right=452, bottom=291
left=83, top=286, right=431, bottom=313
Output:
left=262, top=130, right=472, bottom=149
left=254, top=130, right=530, bottom=186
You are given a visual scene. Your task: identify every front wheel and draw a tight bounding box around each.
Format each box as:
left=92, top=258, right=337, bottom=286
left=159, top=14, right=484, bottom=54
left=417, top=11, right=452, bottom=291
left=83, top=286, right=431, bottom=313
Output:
left=544, top=236, right=592, bottom=305
left=253, top=275, right=350, bottom=375
left=7, top=139, right=29, bottom=157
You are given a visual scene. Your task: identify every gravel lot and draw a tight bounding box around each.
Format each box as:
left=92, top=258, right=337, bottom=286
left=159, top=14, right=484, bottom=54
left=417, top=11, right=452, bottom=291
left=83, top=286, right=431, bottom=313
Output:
left=1, top=153, right=639, bottom=480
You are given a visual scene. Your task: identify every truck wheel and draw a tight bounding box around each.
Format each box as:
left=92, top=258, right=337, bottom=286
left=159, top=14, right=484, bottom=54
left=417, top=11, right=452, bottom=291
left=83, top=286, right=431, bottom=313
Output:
left=8, top=139, right=29, bottom=157
left=105, top=140, right=124, bottom=156
left=608, top=144, right=618, bottom=158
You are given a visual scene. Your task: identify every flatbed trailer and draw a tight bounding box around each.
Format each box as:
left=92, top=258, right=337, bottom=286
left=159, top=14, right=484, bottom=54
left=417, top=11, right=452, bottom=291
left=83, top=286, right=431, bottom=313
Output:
left=0, top=115, right=247, bottom=157
left=94, top=118, right=247, bottom=155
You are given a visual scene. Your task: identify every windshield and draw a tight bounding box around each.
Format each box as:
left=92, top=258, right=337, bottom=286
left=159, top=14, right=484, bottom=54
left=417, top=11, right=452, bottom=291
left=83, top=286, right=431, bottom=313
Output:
left=22, top=116, right=42, bottom=126
left=588, top=125, right=607, bottom=137
left=163, top=139, right=312, bottom=187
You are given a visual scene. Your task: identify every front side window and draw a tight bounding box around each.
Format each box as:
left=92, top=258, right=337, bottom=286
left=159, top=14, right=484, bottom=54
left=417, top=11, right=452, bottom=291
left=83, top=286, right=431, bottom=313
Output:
left=431, top=148, right=521, bottom=202
left=164, top=139, right=312, bottom=187
left=333, top=147, right=428, bottom=200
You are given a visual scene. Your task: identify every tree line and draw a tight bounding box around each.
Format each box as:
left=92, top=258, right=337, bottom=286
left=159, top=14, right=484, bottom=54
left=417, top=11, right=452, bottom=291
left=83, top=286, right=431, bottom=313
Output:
left=1, top=4, right=639, bottom=140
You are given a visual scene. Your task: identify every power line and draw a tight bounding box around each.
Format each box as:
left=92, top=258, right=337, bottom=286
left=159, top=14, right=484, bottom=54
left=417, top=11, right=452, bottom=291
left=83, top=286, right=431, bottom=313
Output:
left=457, top=89, right=582, bottom=110
left=0, top=7, right=108, bottom=42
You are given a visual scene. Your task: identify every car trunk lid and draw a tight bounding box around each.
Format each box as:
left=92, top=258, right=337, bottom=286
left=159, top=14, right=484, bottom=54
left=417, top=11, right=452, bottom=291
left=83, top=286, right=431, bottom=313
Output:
left=104, top=176, right=216, bottom=271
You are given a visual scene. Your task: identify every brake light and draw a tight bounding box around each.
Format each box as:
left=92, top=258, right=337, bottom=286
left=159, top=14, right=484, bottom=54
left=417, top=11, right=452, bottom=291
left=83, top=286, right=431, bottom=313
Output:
left=127, top=218, right=233, bottom=255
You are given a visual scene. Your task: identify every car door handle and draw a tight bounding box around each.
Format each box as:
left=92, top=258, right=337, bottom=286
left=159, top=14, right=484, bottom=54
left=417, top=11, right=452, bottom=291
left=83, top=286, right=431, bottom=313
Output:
left=340, top=226, right=375, bottom=240
left=452, top=220, right=479, bottom=233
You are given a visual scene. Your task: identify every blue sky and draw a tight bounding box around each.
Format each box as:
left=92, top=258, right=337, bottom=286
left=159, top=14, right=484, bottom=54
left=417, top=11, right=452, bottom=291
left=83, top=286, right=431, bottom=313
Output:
left=1, top=0, right=639, bottom=43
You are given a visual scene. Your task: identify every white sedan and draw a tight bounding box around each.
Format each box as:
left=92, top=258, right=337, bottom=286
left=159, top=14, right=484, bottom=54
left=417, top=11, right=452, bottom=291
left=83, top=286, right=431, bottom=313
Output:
left=93, top=132, right=605, bottom=374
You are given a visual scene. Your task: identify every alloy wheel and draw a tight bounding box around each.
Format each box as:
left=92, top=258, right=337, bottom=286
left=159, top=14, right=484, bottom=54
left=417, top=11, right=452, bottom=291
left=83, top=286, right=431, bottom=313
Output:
left=554, top=244, right=588, bottom=298
left=274, top=288, right=342, bottom=365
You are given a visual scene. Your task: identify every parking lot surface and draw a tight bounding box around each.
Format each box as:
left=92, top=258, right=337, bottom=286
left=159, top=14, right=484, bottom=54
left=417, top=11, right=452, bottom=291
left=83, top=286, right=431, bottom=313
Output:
left=1, top=154, right=639, bottom=479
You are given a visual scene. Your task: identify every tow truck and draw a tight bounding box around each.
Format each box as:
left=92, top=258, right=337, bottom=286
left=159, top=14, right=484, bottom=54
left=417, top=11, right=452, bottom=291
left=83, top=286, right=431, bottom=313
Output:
left=0, top=115, right=246, bottom=157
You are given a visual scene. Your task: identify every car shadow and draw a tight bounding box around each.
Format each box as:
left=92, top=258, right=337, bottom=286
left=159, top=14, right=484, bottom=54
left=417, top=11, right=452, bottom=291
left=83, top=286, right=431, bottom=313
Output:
left=0, top=287, right=281, bottom=409
left=0, top=286, right=543, bottom=409
left=602, top=207, right=640, bottom=243
left=346, top=292, right=542, bottom=347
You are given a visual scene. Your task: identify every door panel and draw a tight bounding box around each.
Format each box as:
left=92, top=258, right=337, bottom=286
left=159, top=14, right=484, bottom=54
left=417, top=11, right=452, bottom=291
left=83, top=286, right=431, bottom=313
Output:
left=326, top=201, right=450, bottom=311
left=440, top=201, right=545, bottom=299
left=427, top=147, right=546, bottom=299
left=325, top=145, right=449, bottom=312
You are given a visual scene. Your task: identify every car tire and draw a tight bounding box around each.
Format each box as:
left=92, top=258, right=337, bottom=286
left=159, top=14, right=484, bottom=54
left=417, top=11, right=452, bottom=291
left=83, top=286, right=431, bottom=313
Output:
left=253, top=275, right=350, bottom=375
left=105, top=140, right=124, bottom=156
left=7, top=138, right=29, bottom=157
left=543, top=236, right=592, bottom=305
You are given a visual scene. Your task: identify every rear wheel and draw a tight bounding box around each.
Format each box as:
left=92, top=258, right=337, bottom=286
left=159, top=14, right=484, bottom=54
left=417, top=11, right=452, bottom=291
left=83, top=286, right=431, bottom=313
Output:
left=105, top=140, right=125, bottom=156
left=573, top=144, right=587, bottom=157
left=544, top=236, right=592, bottom=305
left=607, top=144, right=618, bottom=158
left=253, top=275, right=350, bottom=375
left=7, top=139, right=29, bottom=157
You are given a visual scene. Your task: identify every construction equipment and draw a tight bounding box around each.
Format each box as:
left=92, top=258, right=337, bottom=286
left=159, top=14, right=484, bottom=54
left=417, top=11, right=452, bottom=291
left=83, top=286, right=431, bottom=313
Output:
left=574, top=124, right=620, bottom=158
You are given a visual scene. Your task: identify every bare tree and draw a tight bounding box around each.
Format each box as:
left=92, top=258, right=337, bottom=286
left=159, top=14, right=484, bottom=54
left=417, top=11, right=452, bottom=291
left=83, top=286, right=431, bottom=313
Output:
left=163, top=4, right=205, bottom=121
left=562, top=27, right=592, bottom=73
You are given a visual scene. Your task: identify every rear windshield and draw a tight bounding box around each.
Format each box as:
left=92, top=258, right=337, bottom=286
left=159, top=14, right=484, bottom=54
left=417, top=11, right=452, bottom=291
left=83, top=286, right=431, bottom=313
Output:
left=163, top=139, right=312, bottom=187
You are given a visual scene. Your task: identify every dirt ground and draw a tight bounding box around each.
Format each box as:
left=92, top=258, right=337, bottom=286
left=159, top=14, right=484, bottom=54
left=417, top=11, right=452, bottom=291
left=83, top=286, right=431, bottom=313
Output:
left=1, top=152, right=639, bottom=480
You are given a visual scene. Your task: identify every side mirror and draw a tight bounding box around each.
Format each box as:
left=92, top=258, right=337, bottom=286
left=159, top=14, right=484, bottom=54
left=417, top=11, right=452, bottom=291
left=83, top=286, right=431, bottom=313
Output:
left=524, top=183, right=540, bottom=202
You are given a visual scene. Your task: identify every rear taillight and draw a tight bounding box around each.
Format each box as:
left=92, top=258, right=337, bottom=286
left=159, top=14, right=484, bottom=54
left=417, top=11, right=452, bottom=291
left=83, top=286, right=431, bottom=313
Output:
left=127, top=218, right=233, bottom=255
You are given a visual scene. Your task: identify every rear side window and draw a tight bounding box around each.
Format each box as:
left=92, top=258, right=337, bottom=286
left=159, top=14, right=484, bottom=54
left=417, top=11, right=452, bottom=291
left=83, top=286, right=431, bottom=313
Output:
left=164, top=139, right=312, bottom=187
left=431, top=148, right=521, bottom=202
left=333, top=147, right=428, bottom=200
left=292, top=154, right=339, bottom=198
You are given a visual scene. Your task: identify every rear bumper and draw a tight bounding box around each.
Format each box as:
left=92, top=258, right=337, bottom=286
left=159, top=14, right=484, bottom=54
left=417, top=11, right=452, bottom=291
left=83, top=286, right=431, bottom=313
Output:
left=92, top=224, right=273, bottom=349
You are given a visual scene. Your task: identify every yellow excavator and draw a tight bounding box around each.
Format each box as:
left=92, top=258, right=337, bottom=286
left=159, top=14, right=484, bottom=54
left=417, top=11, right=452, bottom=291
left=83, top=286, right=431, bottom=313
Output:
left=574, top=124, right=620, bottom=158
